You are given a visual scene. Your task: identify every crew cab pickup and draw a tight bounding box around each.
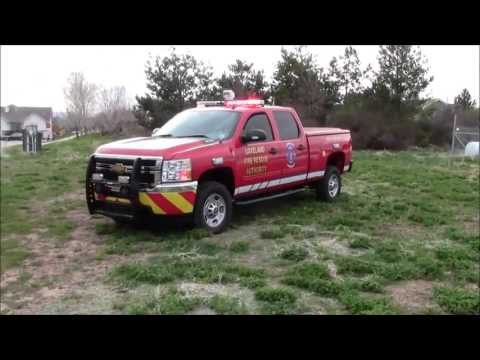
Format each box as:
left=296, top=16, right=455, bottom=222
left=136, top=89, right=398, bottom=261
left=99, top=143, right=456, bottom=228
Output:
left=86, top=95, right=352, bottom=233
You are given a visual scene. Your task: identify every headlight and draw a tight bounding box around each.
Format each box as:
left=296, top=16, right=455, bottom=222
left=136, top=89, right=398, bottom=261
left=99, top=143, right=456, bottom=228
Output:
left=161, top=159, right=192, bottom=182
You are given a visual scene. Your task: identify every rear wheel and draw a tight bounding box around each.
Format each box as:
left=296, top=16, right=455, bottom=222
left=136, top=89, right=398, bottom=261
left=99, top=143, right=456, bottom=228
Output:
left=194, top=181, right=232, bottom=234
left=317, top=166, right=342, bottom=202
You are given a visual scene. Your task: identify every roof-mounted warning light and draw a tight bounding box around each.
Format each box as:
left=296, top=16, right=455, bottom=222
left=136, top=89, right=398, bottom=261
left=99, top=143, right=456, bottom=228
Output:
left=196, top=90, right=264, bottom=108
left=225, top=99, right=265, bottom=107
left=196, top=100, right=224, bottom=107
left=223, top=89, right=235, bottom=101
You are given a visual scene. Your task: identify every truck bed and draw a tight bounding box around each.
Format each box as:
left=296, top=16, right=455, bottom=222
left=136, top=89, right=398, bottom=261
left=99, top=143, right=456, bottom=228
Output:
left=305, top=127, right=350, bottom=136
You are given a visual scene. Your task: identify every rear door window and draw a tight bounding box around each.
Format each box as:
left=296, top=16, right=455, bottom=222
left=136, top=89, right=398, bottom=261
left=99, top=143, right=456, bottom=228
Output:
left=243, top=113, right=274, bottom=141
left=273, top=111, right=300, bottom=140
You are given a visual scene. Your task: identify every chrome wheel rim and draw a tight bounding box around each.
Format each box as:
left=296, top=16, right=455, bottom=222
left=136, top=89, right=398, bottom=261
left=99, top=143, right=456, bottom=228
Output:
left=203, top=193, right=226, bottom=228
left=328, top=175, right=339, bottom=198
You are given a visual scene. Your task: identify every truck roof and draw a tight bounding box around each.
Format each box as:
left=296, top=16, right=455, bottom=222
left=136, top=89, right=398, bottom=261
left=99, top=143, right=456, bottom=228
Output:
left=189, top=104, right=294, bottom=113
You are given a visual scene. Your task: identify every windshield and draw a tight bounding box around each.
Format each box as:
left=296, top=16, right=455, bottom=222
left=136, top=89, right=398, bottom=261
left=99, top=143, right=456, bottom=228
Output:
left=154, top=110, right=241, bottom=140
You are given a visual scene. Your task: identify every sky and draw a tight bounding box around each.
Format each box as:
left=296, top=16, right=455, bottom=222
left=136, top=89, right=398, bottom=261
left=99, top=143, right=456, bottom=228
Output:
left=1, top=45, right=478, bottom=113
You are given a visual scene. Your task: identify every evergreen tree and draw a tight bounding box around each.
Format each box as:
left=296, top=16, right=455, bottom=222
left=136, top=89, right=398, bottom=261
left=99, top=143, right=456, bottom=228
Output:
left=454, top=88, right=476, bottom=110
left=272, top=46, right=339, bottom=125
left=134, top=48, right=217, bottom=129
left=328, top=46, right=369, bottom=102
left=217, top=60, right=269, bottom=98
left=375, top=45, right=433, bottom=106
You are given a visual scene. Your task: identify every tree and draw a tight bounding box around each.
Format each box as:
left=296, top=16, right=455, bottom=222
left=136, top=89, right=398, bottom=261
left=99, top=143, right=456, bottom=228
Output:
left=329, top=46, right=370, bottom=102
left=375, top=45, right=433, bottom=107
left=217, top=60, right=269, bottom=98
left=272, top=46, right=339, bottom=125
left=454, top=88, right=476, bottom=110
left=99, top=86, right=128, bottom=114
left=64, top=72, right=97, bottom=136
left=135, top=48, right=217, bottom=129
left=95, top=86, right=136, bottom=135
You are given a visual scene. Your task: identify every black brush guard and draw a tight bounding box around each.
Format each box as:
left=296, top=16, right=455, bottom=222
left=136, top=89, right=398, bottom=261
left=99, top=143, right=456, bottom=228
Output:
left=86, top=155, right=146, bottom=220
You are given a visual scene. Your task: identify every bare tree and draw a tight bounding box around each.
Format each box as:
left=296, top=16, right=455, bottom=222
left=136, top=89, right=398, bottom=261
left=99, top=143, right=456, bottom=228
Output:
left=95, top=86, right=138, bottom=135
left=64, top=72, right=97, bottom=137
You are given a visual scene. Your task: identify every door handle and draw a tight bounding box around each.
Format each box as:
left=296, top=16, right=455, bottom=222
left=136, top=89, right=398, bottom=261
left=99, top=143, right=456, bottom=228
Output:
left=297, top=144, right=306, bottom=151
left=269, top=147, right=278, bottom=155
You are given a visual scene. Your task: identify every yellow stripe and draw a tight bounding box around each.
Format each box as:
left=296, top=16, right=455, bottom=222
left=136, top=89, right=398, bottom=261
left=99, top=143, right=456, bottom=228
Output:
left=138, top=192, right=166, bottom=214
left=161, top=192, right=194, bottom=213
left=105, top=196, right=131, bottom=204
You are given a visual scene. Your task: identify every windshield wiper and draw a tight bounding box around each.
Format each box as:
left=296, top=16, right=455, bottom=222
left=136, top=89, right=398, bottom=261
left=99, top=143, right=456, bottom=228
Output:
left=177, top=134, right=211, bottom=139
left=154, top=134, right=174, bottom=137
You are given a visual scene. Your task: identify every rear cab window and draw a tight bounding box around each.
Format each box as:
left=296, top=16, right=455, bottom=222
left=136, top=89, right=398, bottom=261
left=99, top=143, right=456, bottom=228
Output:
left=272, top=111, right=300, bottom=140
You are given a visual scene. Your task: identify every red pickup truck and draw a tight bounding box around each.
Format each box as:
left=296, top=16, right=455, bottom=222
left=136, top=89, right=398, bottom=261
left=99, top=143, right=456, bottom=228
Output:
left=86, top=95, right=352, bottom=233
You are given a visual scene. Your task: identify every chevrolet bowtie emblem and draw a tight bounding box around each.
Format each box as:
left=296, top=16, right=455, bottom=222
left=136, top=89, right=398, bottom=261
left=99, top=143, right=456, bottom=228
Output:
left=112, top=163, right=126, bottom=174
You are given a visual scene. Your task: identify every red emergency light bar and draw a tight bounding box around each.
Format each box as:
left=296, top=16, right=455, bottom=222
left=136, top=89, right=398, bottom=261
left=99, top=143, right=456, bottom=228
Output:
left=196, top=90, right=264, bottom=108
left=196, top=99, right=264, bottom=108
left=225, top=99, right=265, bottom=107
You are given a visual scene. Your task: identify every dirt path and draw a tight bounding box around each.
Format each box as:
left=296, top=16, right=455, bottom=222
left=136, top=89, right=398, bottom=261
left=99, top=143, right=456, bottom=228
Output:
left=0, top=195, right=126, bottom=314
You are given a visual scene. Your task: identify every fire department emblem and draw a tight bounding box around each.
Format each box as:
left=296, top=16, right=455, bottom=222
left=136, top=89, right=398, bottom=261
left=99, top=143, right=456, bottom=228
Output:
left=286, top=143, right=296, bottom=168
left=112, top=163, right=127, bottom=174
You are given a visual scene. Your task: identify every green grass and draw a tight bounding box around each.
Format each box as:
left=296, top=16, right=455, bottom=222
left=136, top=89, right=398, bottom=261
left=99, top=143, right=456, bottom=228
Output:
left=207, top=295, right=248, bottom=315
left=47, top=220, right=77, bottom=241
left=338, top=289, right=399, bottom=315
left=260, top=228, right=286, bottom=239
left=109, top=257, right=266, bottom=288
left=255, top=287, right=298, bottom=315
left=229, top=241, right=250, bottom=253
left=279, top=245, right=309, bottom=262
left=344, top=276, right=385, bottom=293
left=2, top=143, right=479, bottom=314
left=125, top=288, right=201, bottom=315
left=0, top=239, right=30, bottom=273
left=432, top=287, right=480, bottom=315
left=1, top=134, right=114, bottom=272
left=281, top=262, right=342, bottom=297
left=349, top=237, right=372, bottom=249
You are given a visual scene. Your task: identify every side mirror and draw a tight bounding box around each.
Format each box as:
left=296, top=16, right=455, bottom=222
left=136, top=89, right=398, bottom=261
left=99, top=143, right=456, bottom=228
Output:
left=152, top=128, right=160, bottom=136
left=242, top=129, right=267, bottom=143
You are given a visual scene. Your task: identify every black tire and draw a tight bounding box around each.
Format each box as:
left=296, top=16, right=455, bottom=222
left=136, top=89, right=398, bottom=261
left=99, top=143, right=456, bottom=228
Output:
left=317, top=166, right=342, bottom=202
left=194, top=181, right=232, bottom=234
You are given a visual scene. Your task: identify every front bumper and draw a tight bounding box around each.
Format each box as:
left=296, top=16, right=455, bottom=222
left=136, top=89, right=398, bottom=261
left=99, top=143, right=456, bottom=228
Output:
left=86, top=155, right=197, bottom=219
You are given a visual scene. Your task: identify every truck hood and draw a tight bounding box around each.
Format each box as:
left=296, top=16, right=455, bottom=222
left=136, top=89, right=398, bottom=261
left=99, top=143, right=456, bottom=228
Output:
left=95, top=136, right=218, bottom=159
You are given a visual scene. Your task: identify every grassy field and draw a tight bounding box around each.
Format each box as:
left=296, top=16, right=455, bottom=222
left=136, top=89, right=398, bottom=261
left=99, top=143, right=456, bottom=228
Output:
left=0, top=135, right=479, bottom=315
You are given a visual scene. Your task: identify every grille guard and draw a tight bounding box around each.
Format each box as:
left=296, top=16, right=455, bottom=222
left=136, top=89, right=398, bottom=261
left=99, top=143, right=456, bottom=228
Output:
left=86, top=155, right=198, bottom=218
left=86, top=155, right=144, bottom=215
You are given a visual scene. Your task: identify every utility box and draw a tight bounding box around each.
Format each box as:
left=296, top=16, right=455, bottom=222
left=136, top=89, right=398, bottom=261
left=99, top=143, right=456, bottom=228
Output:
left=23, top=125, right=42, bottom=153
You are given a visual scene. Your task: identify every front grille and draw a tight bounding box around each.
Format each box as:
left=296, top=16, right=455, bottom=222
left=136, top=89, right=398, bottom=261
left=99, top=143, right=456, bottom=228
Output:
left=94, top=156, right=162, bottom=187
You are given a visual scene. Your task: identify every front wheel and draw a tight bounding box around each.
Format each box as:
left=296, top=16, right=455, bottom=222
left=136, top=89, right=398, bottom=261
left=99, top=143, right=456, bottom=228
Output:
left=317, top=166, right=342, bottom=202
left=194, top=181, right=232, bottom=234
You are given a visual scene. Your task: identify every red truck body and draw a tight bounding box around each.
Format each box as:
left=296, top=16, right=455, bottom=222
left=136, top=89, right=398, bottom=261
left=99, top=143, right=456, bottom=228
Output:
left=86, top=101, right=352, bottom=232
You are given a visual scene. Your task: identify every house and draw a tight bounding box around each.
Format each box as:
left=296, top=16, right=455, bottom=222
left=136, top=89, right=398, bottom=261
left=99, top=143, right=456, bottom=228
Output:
left=0, top=105, right=53, bottom=140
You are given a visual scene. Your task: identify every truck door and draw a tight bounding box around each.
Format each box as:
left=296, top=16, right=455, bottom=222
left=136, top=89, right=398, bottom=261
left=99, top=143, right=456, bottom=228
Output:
left=235, top=112, right=283, bottom=197
left=271, top=110, right=309, bottom=184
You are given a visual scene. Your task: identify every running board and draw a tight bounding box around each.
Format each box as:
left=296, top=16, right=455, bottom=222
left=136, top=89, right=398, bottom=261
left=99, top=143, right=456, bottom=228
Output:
left=235, top=188, right=305, bottom=205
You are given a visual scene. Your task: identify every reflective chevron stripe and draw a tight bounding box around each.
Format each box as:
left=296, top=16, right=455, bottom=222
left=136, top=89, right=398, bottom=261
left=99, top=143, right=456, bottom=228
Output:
left=161, top=192, right=194, bottom=213
left=139, top=191, right=196, bottom=215
left=139, top=192, right=166, bottom=214
left=234, top=171, right=325, bottom=196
